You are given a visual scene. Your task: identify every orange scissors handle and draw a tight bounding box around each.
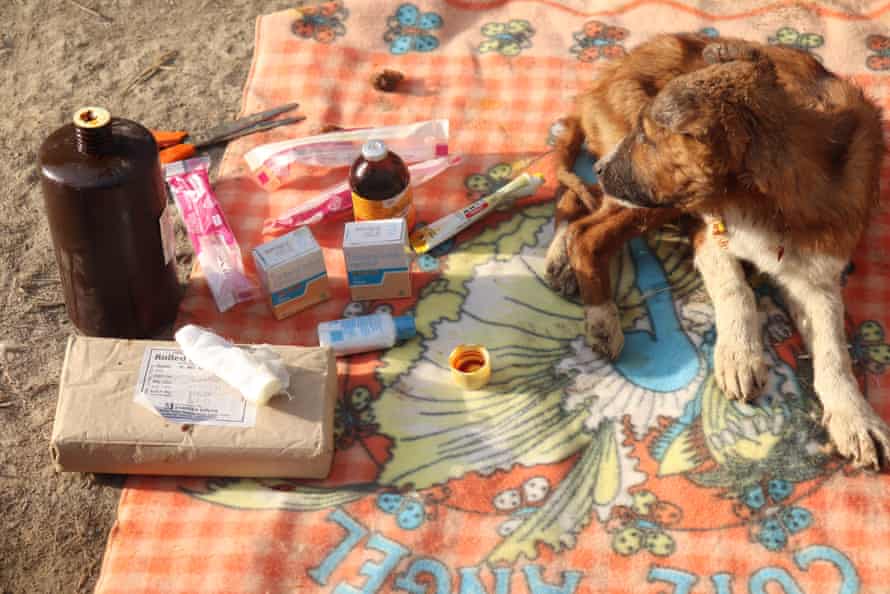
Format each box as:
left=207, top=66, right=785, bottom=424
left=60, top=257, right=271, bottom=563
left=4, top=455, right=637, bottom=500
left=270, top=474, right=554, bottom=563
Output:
left=150, top=103, right=303, bottom=165
left=151, top=130, right=188, bottom=149
left=158, top=143, right=196, bottom=165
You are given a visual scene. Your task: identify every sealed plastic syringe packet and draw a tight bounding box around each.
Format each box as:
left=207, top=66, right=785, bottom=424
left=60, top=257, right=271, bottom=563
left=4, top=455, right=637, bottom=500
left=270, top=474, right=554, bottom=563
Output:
left=164, top=156, right=260, bottom=312
left=245, top=119, right=449, bottom=191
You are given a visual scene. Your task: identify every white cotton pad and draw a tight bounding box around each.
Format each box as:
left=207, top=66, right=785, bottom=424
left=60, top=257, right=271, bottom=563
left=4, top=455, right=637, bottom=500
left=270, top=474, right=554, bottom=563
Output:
left=174, top=325, right=290, bottom=405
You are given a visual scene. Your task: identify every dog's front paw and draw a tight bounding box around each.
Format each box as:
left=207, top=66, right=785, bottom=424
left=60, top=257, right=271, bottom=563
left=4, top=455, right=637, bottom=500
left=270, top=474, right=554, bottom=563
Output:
left=713, top=341, right=768, bottom=402
left=823, top=401, right=890, bottom=470
left=585, top=302, right=624, bottom=360
left=545, top=223, right=578, bottom=296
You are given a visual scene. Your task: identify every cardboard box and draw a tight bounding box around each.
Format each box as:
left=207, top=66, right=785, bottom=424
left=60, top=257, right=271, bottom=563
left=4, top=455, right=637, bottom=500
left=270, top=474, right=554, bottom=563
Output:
left=343, top=218, right=412, bottom=301
left=253, top=226, right=330, bottom=320
left=50, top=335, right=337, bottom=478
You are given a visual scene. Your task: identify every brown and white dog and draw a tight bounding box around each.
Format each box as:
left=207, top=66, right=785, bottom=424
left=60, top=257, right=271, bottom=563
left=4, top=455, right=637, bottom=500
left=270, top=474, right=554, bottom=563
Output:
left=545, top=34, right=890, bottom=469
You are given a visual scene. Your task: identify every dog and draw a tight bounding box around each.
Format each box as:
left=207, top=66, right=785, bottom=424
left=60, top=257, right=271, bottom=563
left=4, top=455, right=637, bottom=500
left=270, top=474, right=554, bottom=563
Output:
left=544, top=34, right=890, bottom=469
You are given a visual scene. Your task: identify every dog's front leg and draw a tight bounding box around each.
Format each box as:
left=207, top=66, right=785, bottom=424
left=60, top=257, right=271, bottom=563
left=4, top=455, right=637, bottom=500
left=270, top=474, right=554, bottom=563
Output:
left=782, top=273, right=890, bottom=469
left=694, top=229, right=768, bottom=401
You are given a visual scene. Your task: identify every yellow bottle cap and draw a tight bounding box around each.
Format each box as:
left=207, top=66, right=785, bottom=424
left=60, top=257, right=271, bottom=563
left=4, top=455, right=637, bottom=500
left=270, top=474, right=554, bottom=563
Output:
left=409, top=227, right=434, bottom=254
left=449, top=344, right=492, bottom=390
left=73, top=107, right=111, bottom=129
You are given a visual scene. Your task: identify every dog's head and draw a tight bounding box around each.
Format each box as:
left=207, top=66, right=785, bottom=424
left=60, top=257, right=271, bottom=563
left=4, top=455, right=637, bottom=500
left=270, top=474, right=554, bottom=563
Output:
left=596, top=43, right=781, bottom=210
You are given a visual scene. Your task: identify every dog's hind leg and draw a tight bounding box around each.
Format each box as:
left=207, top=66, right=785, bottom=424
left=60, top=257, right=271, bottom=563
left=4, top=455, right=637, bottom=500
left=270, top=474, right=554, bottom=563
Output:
left=781, top=267, right=890, bottom=469
left=546, top=115, right=601, bottom=297
left=549, top=199, right=621, bottom=298
left=567, top=204, right=678, bottom=359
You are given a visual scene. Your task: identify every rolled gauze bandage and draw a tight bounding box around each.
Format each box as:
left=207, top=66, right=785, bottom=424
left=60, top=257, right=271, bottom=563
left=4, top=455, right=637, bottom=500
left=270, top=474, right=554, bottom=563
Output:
left=174, top=324, right=290, bottom=405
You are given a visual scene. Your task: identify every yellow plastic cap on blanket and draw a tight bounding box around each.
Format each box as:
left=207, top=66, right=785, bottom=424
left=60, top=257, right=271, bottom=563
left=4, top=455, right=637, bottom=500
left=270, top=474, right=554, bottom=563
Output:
left=449, top=345, right=492, bottom=390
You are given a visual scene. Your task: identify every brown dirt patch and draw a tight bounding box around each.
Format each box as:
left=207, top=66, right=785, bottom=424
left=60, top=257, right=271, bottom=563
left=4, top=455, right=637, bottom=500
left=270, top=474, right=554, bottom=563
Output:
left=1, top=1, right=292, bottom=591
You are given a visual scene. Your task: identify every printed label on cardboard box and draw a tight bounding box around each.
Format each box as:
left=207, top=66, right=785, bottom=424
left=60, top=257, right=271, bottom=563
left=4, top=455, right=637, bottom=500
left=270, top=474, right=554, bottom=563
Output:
left=134, top=347, right=257, bottom=428
left=343, top=218, right=406, bottom=246
left=254, top=227, right=319, bottom=269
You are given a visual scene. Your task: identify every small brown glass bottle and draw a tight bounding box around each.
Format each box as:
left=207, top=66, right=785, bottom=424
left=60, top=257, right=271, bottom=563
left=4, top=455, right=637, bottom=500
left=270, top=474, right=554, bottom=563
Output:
left=349, top=140, right=416, bottom=229
left=38, top=107, right=180, bottom=338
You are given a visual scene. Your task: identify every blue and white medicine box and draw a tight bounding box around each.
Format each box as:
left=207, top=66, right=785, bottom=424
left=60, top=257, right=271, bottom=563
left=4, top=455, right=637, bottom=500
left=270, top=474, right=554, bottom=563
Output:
left=252, top=226, right=330, bottom=320
left=343, top=218, right=412, bottom=301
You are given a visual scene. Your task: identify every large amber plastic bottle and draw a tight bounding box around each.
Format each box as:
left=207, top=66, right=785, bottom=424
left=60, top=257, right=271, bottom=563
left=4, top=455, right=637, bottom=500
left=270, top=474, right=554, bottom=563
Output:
left=38, top=107, right=180, bottom=338
left=349, top=140, right=415, bottom=229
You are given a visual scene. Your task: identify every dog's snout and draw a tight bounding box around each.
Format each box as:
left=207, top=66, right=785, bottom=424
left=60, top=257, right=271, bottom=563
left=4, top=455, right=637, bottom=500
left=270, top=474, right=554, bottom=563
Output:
left=594, top=159, right=606, bottom=178
left=595, top=136, right=659, bottom=208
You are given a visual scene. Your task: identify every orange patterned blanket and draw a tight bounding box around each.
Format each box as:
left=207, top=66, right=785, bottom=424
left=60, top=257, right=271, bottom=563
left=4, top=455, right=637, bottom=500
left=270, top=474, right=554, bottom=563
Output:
left=97, top=2, right=890, bottom=593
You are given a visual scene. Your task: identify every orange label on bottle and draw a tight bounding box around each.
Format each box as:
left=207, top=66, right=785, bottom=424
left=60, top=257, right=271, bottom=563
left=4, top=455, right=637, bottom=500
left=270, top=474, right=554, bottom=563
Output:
left=352, top=187, right=413, bottom=223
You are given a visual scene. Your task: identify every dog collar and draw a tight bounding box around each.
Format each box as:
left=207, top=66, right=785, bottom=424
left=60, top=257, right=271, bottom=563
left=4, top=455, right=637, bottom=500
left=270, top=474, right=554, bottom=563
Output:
left=711, top=219, right=729, bottom=249
left=712, top=217, right=785, bottom=261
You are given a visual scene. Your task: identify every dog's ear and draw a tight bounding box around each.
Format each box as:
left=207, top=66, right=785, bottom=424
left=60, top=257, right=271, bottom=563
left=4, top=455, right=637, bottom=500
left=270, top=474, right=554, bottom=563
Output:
left=650, top=89, right=701, bottom=135
left=653, top=43, right=778, bottom=137
left=698, top=43, right=784, bottom=180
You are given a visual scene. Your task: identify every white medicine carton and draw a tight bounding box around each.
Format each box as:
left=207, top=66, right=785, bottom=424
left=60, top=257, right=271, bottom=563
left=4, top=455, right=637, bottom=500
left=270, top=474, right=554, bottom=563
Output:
left=252, top=226, right=330, bottom=319
left=342, top=218, right=412, bottom=301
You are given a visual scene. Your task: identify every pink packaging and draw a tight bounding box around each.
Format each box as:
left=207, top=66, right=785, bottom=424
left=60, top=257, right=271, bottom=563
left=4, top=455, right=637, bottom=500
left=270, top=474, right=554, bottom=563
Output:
left=263, top=155, right=463, bottom=235
left=164, top=156, right=260, bottom=312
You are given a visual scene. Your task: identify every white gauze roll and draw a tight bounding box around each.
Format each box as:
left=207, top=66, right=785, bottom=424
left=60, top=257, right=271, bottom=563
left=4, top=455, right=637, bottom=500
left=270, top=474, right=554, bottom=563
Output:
left=174, top=324, right=290, bottom=405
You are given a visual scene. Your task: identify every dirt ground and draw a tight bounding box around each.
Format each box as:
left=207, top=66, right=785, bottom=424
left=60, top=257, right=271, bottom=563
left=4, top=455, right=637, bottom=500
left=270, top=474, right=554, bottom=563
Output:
left=0, top=1, right=295, bottom=591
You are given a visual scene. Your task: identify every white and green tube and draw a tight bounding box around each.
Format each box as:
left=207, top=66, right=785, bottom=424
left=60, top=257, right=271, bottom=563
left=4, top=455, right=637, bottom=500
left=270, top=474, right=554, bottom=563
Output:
left=410, top=172, right=545, bottom=254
